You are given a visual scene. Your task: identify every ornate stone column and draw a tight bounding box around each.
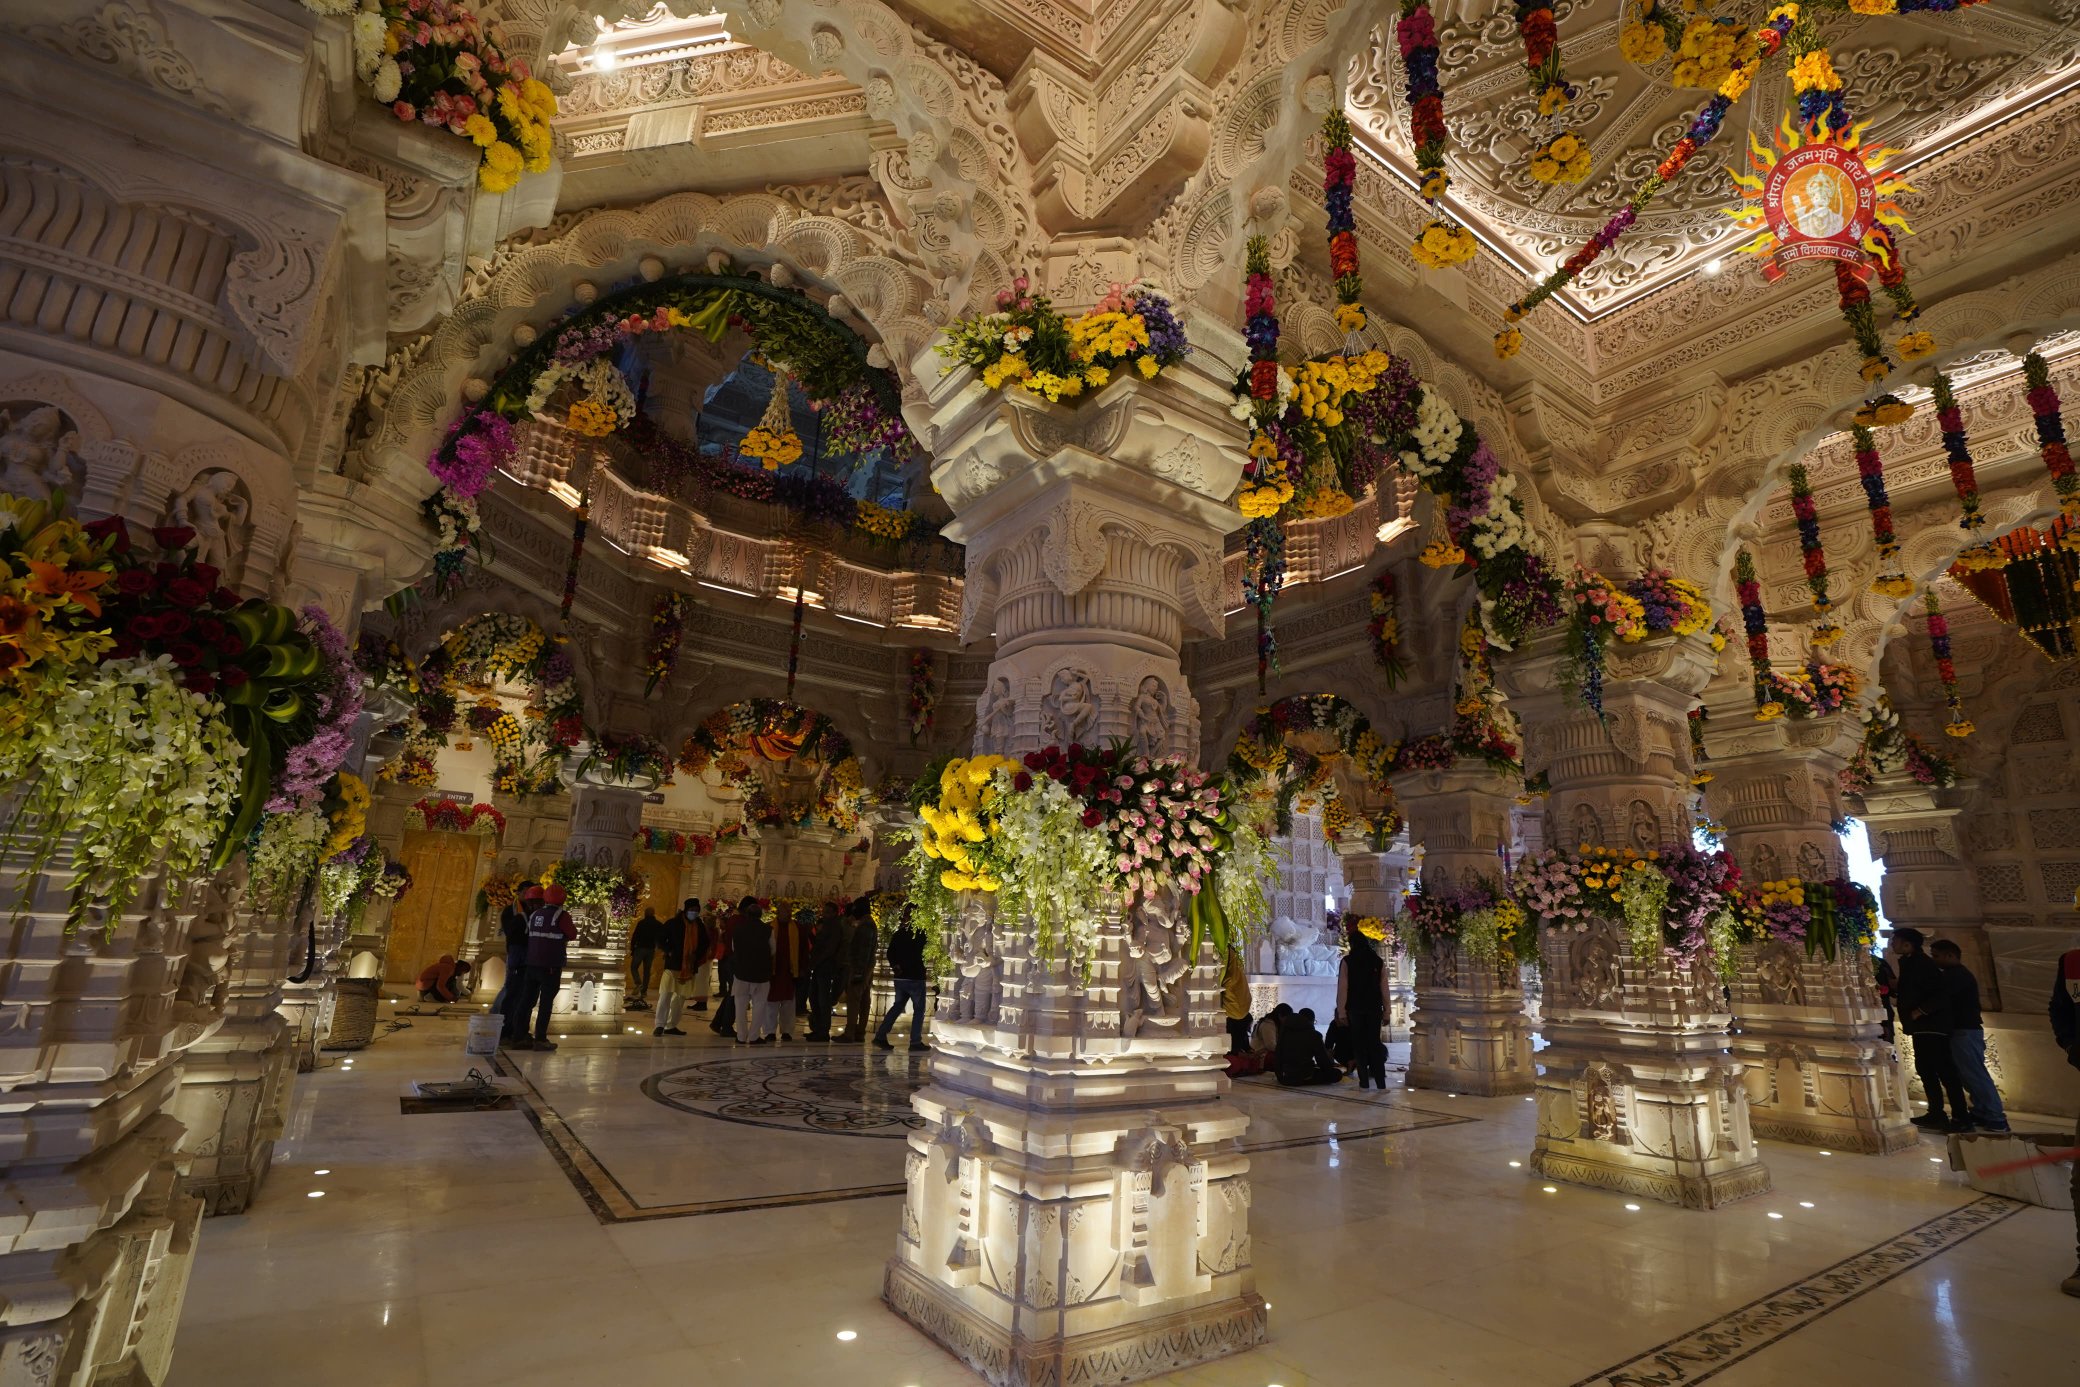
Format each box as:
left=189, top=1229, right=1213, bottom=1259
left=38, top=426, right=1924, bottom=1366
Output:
left=1390, top=766, right=1533, bottom=1095
left=0, top=853, right=221, bottom=1382
left=556, top=765, right=657, bottom=1023
left=1699, top=702, right=1913, bottom=1153
left=1500, top=632, right=1771, bottom=1208
left=884, top=341, right=1264, bottom=1384
left=1853, top=773, right=1999, bottom=1008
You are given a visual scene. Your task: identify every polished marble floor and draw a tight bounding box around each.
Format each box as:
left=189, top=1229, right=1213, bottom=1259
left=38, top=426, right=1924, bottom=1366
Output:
left=168, top=1009, right=2077, bottom=1387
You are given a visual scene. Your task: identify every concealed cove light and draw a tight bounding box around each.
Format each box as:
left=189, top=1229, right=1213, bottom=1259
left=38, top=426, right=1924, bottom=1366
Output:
left=836, top=1330, right=857, bottom=1342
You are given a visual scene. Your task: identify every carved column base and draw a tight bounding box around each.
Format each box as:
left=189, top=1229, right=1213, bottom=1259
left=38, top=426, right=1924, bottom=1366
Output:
left=887, top=925, right=1261, bottom=1386
left=1729, top=942, right=1916, bottom=1155
left=169, top=1018, right=295, bottom=1215
left=1532, top=921, right=1771, bottom=1209
left=1406, top=946, right=1534, bottom=1096
left=276, top=978, right=335, bottom=1072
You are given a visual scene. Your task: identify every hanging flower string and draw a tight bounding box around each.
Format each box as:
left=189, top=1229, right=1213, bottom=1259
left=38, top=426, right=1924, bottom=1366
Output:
left=1322, top=111, right=1366, bottom=337
left=559, top=492, right=589, bottom=620
left=1932, top=372, right=1986, bottom=536
left=2023, top=351, right=2078, bottom=520
left=1866, top=224, right=1934, bottom=362
left=1241, top=235, right=1289, bottom=691
left=1516, top=0, right=1589, bottom=185
left=1496, top=3, right=1796, bottom=356
left=1400, top=0, right=1475, bottom=270
left=1924, top=590, right=1973, bottom=737
left=1850, top=426, right=1912, bottom=598
left=1734, top=549, right=1781, bottom=719
left=1368, top=570, right=1407, bottom=687
left=643, top=591, right=690, bottom=696
left=1785, top=463, right=1839, bottom=645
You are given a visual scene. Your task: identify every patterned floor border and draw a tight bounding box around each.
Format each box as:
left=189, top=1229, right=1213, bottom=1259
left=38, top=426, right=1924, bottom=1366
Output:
left=498, top=1052, right=1475, bottom=1224
left=1568, top=1193, right=2029, bottom=1387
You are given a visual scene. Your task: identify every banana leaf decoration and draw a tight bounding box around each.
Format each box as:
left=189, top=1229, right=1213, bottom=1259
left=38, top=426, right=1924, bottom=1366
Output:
left=209, top=602, right=323, bottom=867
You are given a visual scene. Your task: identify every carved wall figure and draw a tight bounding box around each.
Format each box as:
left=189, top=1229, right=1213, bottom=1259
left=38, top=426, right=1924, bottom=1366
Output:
left=1042, top=667, right=1097, bottom=747
left=0, top=404, right=84, bottom=500
left=949, top=891, right=1000, bottom=1024
left=1572, top=928, right=1623, bottom=1010
left=1132, top=676, right=1171, bottom=760
left=978, top=676, right=1016, bottom=753
left=164, top=469, right=252, bottom=587
left=1122, top=894, right=1190, bottom=1038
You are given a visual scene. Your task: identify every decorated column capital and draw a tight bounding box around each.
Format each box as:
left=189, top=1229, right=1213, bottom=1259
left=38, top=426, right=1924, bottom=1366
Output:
left=1388, top=764, right=1516, bottom=890
left=1697, top=708, right=1859, bottom=883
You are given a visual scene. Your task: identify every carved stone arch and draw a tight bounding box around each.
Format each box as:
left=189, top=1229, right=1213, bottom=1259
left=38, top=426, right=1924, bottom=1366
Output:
left=372, top=572, right=602, bottom=721
left=364, top=190, right=938, bottom=485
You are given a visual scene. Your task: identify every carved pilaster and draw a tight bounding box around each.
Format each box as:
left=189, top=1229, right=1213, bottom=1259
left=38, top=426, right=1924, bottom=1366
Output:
left=1852, top=773, right=2000, bottom=1009
left=1405, top=945, right=1534, bottom=1096
left=1698, top=691, right=1857, bottom=883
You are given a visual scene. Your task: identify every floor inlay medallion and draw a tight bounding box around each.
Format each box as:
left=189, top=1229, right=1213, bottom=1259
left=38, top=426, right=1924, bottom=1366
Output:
left=641, top=1053, right=931, bottom=1137
left=1569, top=1193, right=2029, bottom=1387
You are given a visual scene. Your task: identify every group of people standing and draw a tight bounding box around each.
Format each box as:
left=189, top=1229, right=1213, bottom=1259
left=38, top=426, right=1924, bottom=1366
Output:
left=1882, top=928, right=2010, bottom=1134
left=494, top=888, right=936, bottom=1052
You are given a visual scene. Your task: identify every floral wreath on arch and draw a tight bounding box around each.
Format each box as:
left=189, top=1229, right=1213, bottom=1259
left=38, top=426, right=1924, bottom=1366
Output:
left=369, top=612, right=583, bottom=798
left=1224, top=694, right=1403, bottom=846
left=676, top=699, right=866, bottom=832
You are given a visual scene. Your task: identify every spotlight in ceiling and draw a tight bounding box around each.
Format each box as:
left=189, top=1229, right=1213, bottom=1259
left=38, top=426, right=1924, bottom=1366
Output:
left=1703, top=257, right=1725, bottom=276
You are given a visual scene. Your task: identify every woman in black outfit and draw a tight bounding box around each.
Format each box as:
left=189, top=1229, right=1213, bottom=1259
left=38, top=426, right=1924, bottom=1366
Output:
left=1337, top=924, right=1390, bottom=1089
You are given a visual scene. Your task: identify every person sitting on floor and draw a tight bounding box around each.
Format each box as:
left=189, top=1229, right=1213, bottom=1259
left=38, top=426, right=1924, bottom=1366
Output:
left=1250, top=1002, right=1292, bottom=1058
left=1275, top=1007, right=1342, bottom=1087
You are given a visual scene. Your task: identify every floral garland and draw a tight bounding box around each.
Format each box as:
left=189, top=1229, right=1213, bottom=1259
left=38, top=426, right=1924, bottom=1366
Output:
left=1840, top=696, right=1958, bottom=794
left=544, top=859, right=646, bottom=923
left=1402, top=879, right=1534, bottom=965
left=1498, top=4, right=1795, bottom=352
left=1239, top=236, right=1289, bottom=685
left=634, top=826, right=717, bottom=857
left=1931, top=372, right=1987, bottom=538
left=576, top=731, right=671, bottom=785
left=905, top=747, right=1271, bottom=973
left=422, top=273, right=913, bottom=587
left=2023, top=351, right=2078, bottom=520
left=410, top=613, right=583, bottom=796
left=1513, top=843, right=1741, bottom=970
left=1367, top=571, right=1407, bottom=687
left=1556, top=568, right=1647, bottom=716
left=269, top=606, right=365, bottom=813
left=936, top=274, right=1191, bottom=403
left=1760, top=661, right=1860, bottom=719
left=1850, top=426, right=1913, bottom=598
left=1733, top=876, right=1877, bottom=961
left=1922, top=590, right=1973, bottom=737
left=1225, top=694, right=1403, bottom=842
left=328, top=0, right=557, bottom=194
left=676, top=699, right=865, bottom=831
left=405, top=797, right=506, bottom=838
left=1733, top=549, right=1779, bottom=719
left=1399, top=0, right=1474, bottom=269
left=644, top=591, right=690, bottom=697
left=1785, top=463, right=1840, bottom=644
left=1322, top=111, right=1366, bottom=335
left=740, top=366, right=803, bottom=470
left=1516, top=0, right=1589, bottom=185
left=907, top=650, right=937, bottom=744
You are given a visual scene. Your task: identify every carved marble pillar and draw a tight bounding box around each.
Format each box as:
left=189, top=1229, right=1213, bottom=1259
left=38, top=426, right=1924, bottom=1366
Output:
left=555, top=767, right=656, bottom=1023
left=0, top=852, right=219, bottom=1384
left=1696, top=705, right=1911, bottom=1151
left=1390, top=766, right=1533, bottom=1095
left=1500, top=631, right=1771, bottom=1207
left=886, top=338, right=1264, bottom=1383
left=1853, top=774, right=2000, bottom=1009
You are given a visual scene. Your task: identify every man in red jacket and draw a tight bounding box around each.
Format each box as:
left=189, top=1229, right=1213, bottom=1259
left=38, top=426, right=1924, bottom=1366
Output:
left=506, top=884, right=575, bottom=1052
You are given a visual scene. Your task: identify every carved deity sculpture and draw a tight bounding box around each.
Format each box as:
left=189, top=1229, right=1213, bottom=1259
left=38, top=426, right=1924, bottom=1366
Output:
left=1131, top=675, right=1170, bottom=760
left=1573, top=929, right=1623, bottom=1010
left=978, top=676, right=1016, bottom=753
left=0, top=405, right=84, bottom=501
left=949, top=892, right=999, bottom=1024
left=1756, top=946, right=1807, bottom=1007
left=1041, top=668, right=1096, bottom=748
left=1122, top=894, right=1190, bottom=1037
left=166, top=470, right=251, bottom=585
left=1583, top=1069, right=1619, bottom=1141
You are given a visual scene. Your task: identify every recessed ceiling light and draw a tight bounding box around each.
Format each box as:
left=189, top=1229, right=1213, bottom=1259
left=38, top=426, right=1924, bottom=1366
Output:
left=836, top=1330, right=857, bottom=1342
left=1542, top=1186, right=1557, bottom=1194
left=313, top=1169, right=330, bottom=1176
left=1508, top=1160, right=1522, bottom=1168
left=1929, top=1157, right=1942, bottom=1163
left=1704, top=258, right=1724, bottom=276
left=1819, top=1150, right=1833, bottom=1156
left=308, top=1191, right=326, bottom=1199
left=1799, top=1201, right=1815, bottom=1208
left=1767, top=1211, right=1784, bottom=1220
left=1624, top=1203, right=1640, bottom=1211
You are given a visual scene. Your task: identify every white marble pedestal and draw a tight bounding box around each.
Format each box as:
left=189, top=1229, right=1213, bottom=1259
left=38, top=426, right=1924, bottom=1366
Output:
left=1406, top=944, right=1535, bottom=1096
left=885, top=915, right=1263, bottom=1385
left=1729, top=942, right=1916, bottom=1154
left=1533, top=919, right=1772, bottom=1208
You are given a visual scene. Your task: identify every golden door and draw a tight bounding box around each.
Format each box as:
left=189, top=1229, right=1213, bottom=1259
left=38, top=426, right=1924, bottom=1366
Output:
left=633, top=850, right=683, bottom=919
left=384, top=829, right=486, bottom=986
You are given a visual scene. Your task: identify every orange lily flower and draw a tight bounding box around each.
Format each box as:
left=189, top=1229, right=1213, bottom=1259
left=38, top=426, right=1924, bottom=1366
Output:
left=24, top=560, right=111, bottom=617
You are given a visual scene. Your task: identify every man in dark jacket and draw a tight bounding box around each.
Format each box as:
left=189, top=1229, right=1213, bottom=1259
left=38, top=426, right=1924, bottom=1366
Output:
left=729, top=897, right=773, bottom=1045
left=804, top=902, right=847, bottom=1041
left=1892, top=927, right=1971, bottom=1130
left=2050, top=945, right=2080, bottom=1298
left=1931, top=939, right=2008, bottom=1132
left=626, top=908, right=663, bottom=1010
left=682, top=899, right=714, bottom=1013
left=493, top=883, right=540, bottom=1015
left=651, top=902, right=690, bottom=1037
left=874, top=914, right=929, bottom=1050
left=840, top=899, right=879, bottom=1043
left=507, top=885, right=575, bottom=1051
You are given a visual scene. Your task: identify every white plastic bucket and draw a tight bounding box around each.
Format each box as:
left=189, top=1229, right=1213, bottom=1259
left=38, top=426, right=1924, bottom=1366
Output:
left=465, top=1012, right=503, bottom=1058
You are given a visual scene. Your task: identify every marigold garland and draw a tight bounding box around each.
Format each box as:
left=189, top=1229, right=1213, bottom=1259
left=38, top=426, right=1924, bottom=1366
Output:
left=1865, top=224, right=1933, bottom=361
left=2023, top=351, right=2078, bottom=519
left=1923, top=590, right=1973, bottom=737
left=1496, top=3, right=1795, bottom=355
left=1931, top=372, right=1986, bottom=535
left=1368, top=570, right=1407, bottom=687
left=1399, top=0, right=1474, bottom=270
left=1734, top=549, right=1780, bottom=719
left=1515, top=1, right=1589, bottom=184
left=1785, top=463, right=1839, bottom=644
left=1850, top=425, right=1912, bottom=598
left=643, top=591, right=690, bottom=696
left=1322, top=111, right=1365, bottom=336
left=1241, top=236, right=1288, bottom=690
